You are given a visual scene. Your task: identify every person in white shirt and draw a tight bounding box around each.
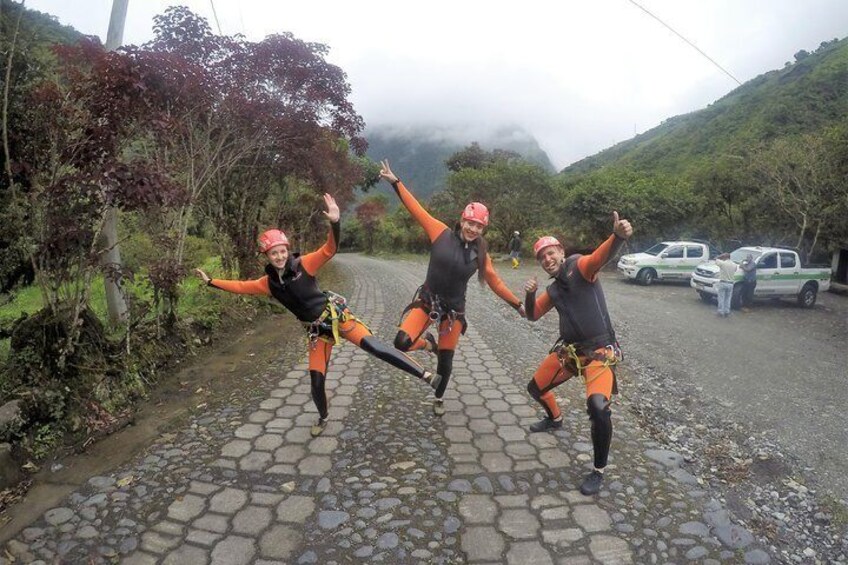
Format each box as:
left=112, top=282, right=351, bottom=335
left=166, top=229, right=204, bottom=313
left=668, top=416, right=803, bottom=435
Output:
left=714, top=253, right=738, bottom=317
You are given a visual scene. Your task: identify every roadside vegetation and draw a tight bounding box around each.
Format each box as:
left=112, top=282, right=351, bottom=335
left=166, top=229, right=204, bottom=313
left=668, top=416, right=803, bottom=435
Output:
left=0, top=2, right=373, bottom=470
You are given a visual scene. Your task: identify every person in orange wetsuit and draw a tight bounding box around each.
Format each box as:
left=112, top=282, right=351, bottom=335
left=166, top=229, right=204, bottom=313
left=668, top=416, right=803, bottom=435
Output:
left=379, top=160, right=525, bottom=416
left=523, top=212, right=633, bottom=495
left=195, top=194, right=437, bottom=437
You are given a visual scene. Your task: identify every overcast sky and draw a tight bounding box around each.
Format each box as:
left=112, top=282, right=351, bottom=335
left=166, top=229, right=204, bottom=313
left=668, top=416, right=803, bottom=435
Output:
left=25, top=0, right=848, bottom=168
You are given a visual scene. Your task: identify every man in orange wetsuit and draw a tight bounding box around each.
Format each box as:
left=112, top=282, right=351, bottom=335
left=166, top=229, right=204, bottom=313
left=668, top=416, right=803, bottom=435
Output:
left=524, top=212, right=633, bottom=495
left=196, top=194, right=437, bottom=437
left=379, top=160, right=525, bottom=415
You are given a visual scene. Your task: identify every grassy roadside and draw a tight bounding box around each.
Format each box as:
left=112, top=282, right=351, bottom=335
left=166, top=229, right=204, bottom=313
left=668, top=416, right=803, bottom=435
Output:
left=0, top=258, right=279, bottom=463
left=0, top=257, right=231, bottom=364
left=0, top=258, right=351, bottom=462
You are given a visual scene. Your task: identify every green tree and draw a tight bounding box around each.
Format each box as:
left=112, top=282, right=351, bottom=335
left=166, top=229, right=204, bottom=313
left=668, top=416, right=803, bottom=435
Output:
left=555, top=169, right=697, bottom=250
left=432, top=147, right=557, bottom=254
left=355, top=195, right=388, bottom=254
left=750, top=132, right=844, bottom=257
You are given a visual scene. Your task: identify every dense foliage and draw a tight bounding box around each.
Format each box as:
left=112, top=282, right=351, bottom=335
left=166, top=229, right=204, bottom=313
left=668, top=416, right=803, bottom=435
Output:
left=363, top=125, right=555, bottom=203
left=0, top=3, right=369, bottom=459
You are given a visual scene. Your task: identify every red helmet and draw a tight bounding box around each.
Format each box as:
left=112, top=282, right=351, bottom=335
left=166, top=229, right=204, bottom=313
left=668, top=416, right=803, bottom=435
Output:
left=533, top=236, right=562, bottom=258
left=258, top=229, right=289, bottom=253
left=461, top=202, right=489, bottom=227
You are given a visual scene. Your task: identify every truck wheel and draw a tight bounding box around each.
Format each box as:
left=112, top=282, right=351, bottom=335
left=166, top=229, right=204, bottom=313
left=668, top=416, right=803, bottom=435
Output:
left=637, top=268, right=656, bottom=286
left=698, top=291, right=713, bottom=303
left=731, top=284, right=742, bottom=310
left=797, top=283, right=817, bottom=308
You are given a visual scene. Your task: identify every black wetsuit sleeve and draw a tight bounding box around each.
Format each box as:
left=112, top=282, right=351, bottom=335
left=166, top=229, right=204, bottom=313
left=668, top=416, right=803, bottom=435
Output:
left=525, top=291, right=535, bottom=321
left=331, top=220, right=340, bottom=247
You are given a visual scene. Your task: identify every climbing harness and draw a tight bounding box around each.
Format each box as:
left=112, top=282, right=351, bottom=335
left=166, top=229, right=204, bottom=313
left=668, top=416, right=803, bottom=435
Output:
left=399, top=285, right=467, bottom=336
left=305, top=291, right=367, bottom=346
left=550, top=338, right=622, bottom=389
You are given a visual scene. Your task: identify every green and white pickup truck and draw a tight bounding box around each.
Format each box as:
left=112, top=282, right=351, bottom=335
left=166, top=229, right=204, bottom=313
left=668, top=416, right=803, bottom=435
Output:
left=690, top=246, right=832, bottom=308
left=617, top=240, right=722, bottom=285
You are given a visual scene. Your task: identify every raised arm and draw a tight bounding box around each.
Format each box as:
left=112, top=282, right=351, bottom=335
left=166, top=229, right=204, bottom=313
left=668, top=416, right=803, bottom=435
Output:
left=523, top=277, right=554, bottom=322
left=380, top=159, right=447, bottom=243
left=483, top=254, right=523, bottom=311
left=577, top=211, right=633, bottom=281
left=196, top=269, right=272, bottom=296
left=300, top=193, right=340, bottom=276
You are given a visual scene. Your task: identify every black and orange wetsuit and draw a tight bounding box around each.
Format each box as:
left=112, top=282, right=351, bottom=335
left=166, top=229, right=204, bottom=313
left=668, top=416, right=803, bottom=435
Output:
left=391, top=180, right=522, bottom=399
left=209, top=221, right=428, bottom=420
left=525, top=234, right=624, bottom=470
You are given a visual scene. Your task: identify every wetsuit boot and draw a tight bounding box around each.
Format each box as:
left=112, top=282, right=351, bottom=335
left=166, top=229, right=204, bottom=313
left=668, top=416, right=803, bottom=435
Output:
left=309, top=370, right=329, bottom=437
left=526, top=380, right=563, bottom=432
left=361, top=336, right=438, bottom=389
left=581, top=394, right=612, bottom=494
left=432, top=350, right=454, bottom=415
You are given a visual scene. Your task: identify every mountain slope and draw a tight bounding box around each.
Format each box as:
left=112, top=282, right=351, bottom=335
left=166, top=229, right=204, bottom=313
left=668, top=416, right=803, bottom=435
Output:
left=562, top=37, right=848, bottom=176
left=363, top=125, right=555, bottom=201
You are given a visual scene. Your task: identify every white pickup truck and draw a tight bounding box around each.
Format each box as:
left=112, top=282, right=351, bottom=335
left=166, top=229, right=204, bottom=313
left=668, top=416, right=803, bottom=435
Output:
left=690, top=246, right=832, bottom=308
left=617, top=240, right=721, bottom=285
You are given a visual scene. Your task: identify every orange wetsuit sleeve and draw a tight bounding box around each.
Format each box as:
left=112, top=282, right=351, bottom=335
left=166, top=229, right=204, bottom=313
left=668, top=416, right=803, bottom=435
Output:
left=525, top=289, right=554, bottom=322
left=209, top=276, right=271, bottom=296
left=483, top=254, right=522, bottom=308
left=577, top=234, right=624, bottom=282
left=300, top=222, right=339, bottom=276
left=393, top=181, right=448, bottom=243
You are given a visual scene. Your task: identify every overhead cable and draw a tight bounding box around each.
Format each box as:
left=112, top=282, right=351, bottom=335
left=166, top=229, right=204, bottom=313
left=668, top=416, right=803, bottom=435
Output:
left=627, top=0, right=742, bottom=86
left=209, top=0, right=223, bottom=35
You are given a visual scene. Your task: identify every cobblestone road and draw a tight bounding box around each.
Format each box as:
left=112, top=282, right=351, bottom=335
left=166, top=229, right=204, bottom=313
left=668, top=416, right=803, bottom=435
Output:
left=2, top=254, right=774, bottom=564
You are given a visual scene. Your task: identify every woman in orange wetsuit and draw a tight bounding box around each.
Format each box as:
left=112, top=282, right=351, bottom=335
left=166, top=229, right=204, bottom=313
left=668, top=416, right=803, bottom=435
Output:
left=379, top=160, right=525, bottom=416
left=196, top=194, right=436, bottom=437
left=523, top=212, right=633, bottom=495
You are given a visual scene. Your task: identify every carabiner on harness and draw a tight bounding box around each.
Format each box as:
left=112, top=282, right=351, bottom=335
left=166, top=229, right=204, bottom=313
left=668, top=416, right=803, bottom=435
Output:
left=551, top=339, right=620, bottom=384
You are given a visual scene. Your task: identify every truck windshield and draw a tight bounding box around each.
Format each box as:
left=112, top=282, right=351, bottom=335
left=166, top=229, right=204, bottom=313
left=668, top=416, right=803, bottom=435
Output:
left=730, top=249, right=763, bottom=264
left=644, top=243, right=669, bottom=256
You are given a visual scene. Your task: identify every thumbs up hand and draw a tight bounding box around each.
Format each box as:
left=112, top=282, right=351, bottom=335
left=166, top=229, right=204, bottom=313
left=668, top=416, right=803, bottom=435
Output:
left=612, top=211, right=633, bottom=239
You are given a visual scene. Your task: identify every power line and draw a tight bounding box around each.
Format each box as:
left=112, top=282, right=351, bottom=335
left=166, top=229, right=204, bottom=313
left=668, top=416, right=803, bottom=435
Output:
left=236, top=2, right=246, bottom=36
left=627, top=0, right=742, bottom=86
left=209, top=0, right=223, bottom=35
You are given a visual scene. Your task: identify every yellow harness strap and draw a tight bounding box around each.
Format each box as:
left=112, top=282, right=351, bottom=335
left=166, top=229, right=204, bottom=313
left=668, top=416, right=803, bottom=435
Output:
left=307, top=299, right=369, bottom=346
left=558, top=343, right=618, bottom=385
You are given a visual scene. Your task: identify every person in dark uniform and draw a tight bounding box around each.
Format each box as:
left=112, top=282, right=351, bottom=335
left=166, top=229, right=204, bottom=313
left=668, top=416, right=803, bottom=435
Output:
left=523, top=212, right=633, bottom=495
left=740, top=253, right=757, bottom=311
left=508, top=231, right=522, bottom=269
left=196, top=194, right=437, bottom=437
left=379, top=160, right=525, bottom=416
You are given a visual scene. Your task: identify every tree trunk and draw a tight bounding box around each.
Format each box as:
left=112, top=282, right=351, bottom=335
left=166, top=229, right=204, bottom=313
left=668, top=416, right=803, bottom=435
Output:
left=100, top=0, right=130, bottom=326
left=795, top=214, right=807, bottom=251
left=808, top=224, right=821, bottom=259
left=101, top=208, right=128, bottom=325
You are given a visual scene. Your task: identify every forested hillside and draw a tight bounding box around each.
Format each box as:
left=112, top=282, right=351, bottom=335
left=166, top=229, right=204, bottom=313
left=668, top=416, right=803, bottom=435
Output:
left=363, top=125, right=555, bottom=201
left=563, top=37, right=848, bottom=176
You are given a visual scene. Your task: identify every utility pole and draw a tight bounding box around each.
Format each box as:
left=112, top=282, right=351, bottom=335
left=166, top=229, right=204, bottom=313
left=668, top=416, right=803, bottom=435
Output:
left=101, top=0, right=129, bottom=324
left=105, top=0, right=128, bottom=50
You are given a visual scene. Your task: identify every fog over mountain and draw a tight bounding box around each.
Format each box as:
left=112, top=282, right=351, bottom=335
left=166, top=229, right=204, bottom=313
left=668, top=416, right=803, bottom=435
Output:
left=363, top=124, right=555, bottom=201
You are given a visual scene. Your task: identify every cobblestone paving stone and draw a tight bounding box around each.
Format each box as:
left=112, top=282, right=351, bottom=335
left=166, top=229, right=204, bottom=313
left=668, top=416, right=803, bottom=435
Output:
left=3, top=254, right=776, bottom=564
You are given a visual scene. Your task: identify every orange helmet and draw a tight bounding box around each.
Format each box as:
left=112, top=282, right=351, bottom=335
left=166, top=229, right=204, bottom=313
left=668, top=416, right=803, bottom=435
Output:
left=258, top=229, right=289, bottom=253
left=533, top=236, right=562, bottom=258
left=461, top=202, right=489, bottom=227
